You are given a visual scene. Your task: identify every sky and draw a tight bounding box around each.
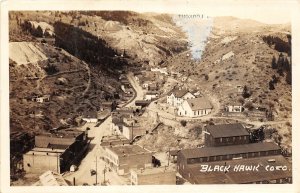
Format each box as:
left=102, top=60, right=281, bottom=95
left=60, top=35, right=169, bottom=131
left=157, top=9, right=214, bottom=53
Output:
left=5, top=0, right=297, bottom=24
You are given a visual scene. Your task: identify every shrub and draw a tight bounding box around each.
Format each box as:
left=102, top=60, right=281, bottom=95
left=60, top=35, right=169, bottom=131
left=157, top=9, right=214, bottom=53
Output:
left=180, top=120, right=187, bottom=127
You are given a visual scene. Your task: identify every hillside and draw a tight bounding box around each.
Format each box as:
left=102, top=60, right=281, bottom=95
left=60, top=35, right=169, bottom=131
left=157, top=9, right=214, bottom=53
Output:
left=8, top=11, right=189, bottom=133
left=164, top=16, right=292, bottom=151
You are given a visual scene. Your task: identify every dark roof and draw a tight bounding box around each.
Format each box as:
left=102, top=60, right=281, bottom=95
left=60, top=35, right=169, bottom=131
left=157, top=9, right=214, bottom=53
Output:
left=180, top=142, right=281, bottom=159
left=206, top=123, right=249, bottom=138
left=168, top=88, right=191, bottom=98
left=82, top=111, right=98, bottom=118
left=146, top=91, right=159, bottom=95
left=186, top=97, right=212, bottom=110
left=169, top=149, right=181, bottom=156
left=47, top=144, right=70, bottom=150
left=184, top=155, right=292, bottom=184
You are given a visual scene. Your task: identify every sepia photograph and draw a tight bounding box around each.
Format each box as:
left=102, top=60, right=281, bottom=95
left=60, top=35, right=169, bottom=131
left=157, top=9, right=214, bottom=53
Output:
left=1, top=0, right=300, bottom=193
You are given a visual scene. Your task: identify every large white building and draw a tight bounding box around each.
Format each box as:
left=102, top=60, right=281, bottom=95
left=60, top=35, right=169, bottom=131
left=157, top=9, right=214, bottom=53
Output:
left=167, top=88, right=195, bottom=108
left=178, top=97, right=213, bottom=117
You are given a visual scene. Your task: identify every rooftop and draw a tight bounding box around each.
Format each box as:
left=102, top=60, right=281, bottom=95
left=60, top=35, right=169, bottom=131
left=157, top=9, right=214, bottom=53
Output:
left=131, top=166, right=176, bottom=176
left=101, top=135, right=130, bottom=146
left=36, top=131, right=83, bottom=139
left=184, top=155, right=292, bottom=184
left=180, top=142, right=281, bottom=159
left=26, top=147, right=66, bottom=154
left=186, top=97, right=213, bottom=111
left=205, top=123, right=249, bottom=138
left=106, top=145, right=152, bottom=157
left=168, top=88, right=190, bottom=98
left=39, top=170, right=68, bottom=186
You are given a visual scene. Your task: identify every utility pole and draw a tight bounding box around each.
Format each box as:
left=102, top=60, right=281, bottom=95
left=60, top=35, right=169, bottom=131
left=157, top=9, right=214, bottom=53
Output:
left=167, top=148, right=170, bottom=166
left=95, top=156, right=98, bottom=185
left=103, top=165, right=107, bottom=185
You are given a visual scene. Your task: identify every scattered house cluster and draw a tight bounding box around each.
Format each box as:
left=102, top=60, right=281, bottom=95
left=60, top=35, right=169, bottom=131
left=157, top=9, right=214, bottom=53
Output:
left=23, top=129, right=89, bottom=174
left=176, top=123, right=292, bottom=184
left=167, top=87, right=212, bottom=117
left=119, top=75, right=133, bottom=95
left=111, top=108, right=147, bottom=141
left=134, top=70, right=166, bottom=92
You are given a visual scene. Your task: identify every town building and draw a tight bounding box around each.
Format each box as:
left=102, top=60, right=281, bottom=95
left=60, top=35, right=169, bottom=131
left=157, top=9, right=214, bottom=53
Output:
left=177, top=97, right=212, bottom=117
left=180, top=155, right=292, bottom=184
left=35, top=95, right=51, bottom=103
left=111, top=112, right=147, bottom=141
left=104, top=145, right=153, bottom=175
left=145, top=91, right=159, bottom=101
left=204, top=123, right=250, bottom=147
left=225, top=103, right=244, bottom=113
left=101, top=135, right=131, bottom=147
left=82, top=111, right=98, bottom=123
left=130, top=166, right=176, bottom=185
left=167, top=88, right=195, bottom=107
left=177, top=142, right=281, bottom=177
left=135, top=100, right=151, bottom=108
left=32, top=170, right=69, bottom=186
left=23, top=130, right=89, bottom=174
left=148, top=83, right=158, bottom=91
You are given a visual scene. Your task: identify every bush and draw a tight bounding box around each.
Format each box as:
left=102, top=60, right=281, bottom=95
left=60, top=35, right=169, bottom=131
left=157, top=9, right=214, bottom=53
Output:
left=180, top=120, right=187, bottom=127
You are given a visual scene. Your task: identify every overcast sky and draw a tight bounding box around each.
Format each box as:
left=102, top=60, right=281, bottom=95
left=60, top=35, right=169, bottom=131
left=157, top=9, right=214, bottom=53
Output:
left=6, top=0, right=298, bottom=24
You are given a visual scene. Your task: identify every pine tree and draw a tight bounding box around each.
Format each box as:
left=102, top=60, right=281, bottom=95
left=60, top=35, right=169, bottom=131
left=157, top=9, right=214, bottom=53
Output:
left=271, top=55, right=277, bottom=69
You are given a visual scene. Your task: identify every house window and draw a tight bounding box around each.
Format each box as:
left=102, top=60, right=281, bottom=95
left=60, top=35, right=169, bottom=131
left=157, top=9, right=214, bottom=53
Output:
left=194, top=111, right=196, bottom=116
left=185, top=111, right=187, bottom=115
left=233, top=137, right=235, bottom=141
left=220, top=138, right=222, bottom=142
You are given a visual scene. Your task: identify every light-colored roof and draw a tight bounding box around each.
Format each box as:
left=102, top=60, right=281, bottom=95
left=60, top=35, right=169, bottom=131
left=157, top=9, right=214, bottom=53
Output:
left=186, top=97, right=212, bottom=110
left=106, top=145, right=151, bottom=157
left=131, top=166, right=176, bottom=175
left=39, top=170, right=68, bottom=186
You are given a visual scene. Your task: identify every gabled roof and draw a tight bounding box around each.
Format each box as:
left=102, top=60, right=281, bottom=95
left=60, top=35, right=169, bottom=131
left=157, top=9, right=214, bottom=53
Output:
left=186, top=97, right=212, bottom=110
left=168, top=88, right=191, bottom=98
left=206, top=123, right=249, bottom=138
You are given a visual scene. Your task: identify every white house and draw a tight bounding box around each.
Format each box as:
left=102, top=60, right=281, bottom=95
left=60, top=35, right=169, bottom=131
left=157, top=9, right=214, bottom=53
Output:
left=178, top=97, right=213, bottom=117
left=225, top=104, right=244, bottom=112
left=167, top=88, right=195, bottom=108
left=145, top=91, right=159, bottom=101
left=36, top=95, right=50, bottom=103
left=82, top=111, right=98, bottom=123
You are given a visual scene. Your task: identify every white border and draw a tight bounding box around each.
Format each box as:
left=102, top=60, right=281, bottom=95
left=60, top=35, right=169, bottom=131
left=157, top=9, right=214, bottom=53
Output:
left=1, top=0, right=300, bottom=193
